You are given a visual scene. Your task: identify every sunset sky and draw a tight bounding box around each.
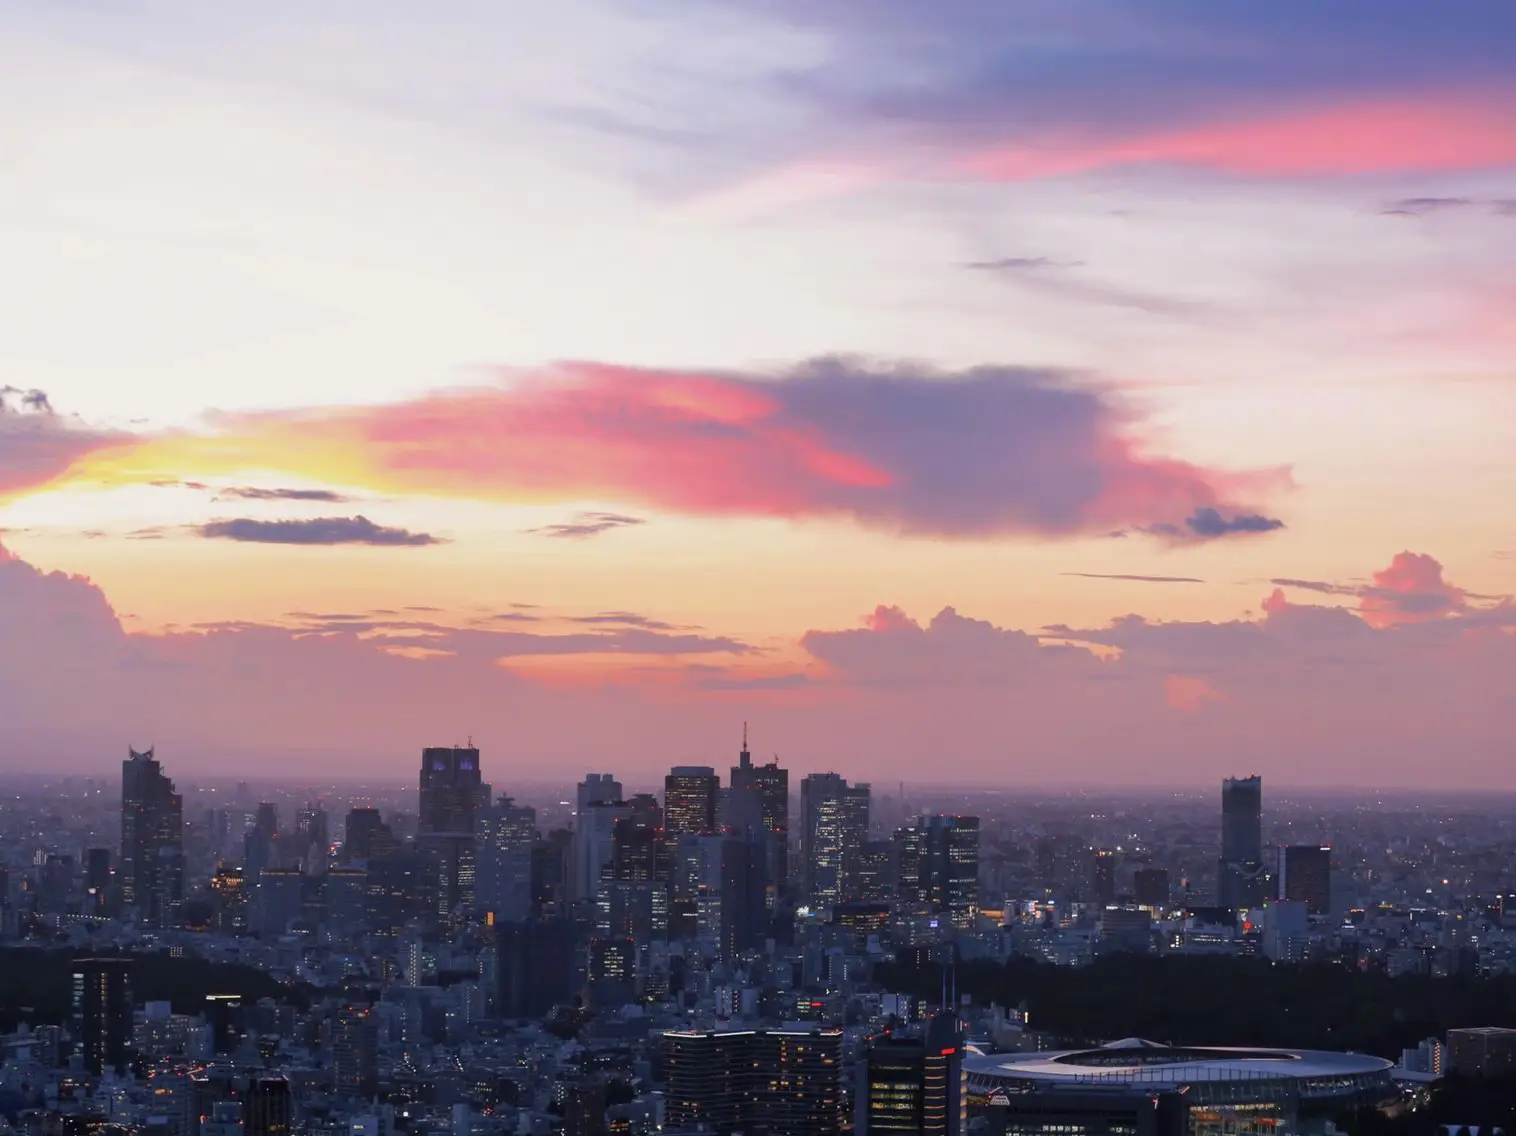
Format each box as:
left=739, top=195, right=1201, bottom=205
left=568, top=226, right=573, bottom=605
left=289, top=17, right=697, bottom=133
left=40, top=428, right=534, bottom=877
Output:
left=2, top=1, right=1513, bottom=787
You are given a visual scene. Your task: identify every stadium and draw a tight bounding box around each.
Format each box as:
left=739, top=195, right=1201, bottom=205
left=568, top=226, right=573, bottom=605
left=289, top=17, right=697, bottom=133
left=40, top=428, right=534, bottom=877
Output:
left=964, top=1038, right=1398, bottom=1136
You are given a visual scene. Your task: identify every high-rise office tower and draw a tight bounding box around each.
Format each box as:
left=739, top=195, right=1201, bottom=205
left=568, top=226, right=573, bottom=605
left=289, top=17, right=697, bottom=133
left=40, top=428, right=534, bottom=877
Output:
left=729, top=726, right=790, bottom=896
left=418, top=744, right=490, bottom=917
left=295, top=806, right=329, bottom=869
left=578, top=773, right=622, bottom=814
left=665, top=766, right=720, bottom=842
left=665, top=1027, right=844, bottom=1136
left=930, top=816, right=980, bottom=929
left=72, top=956, right=133, bottom=1075
left=343, top=807, right=384, bottom=863
left=1133, top=867, right=1171, bottom=911
left=120, top=747, right=184, bottom=929
left=858, top=1014, right=966, bottom=1136
left=246, top=802, right=279, bottom=877
left=720, top=834, right=769, bottom=957
left=1279, top=845, right=1332, bottom=915
left=1218, top=775, right=1265, bottom=910
left=801, top=774, right=870, bottom=912
left=855, top=839, right=896, bottom=903
left=475, top=796, right=537, bottom=923
left=85, top=848, right=111, bottom=915
left=419, top=744, right=488, bottom=834
left=496, top=917, right=580, bottom=1019
left=612, top=794, right=667, bottom=883
left=895, top=817, right=981, bottom=928
left=1091, top=848, right=1118, bottom=905
left=532, top=828, right=573, bottom=915
left=329, top=1001, right=379, bottom=1099
left=574, top=798, right=631, bottom=903
left=243, top=1076, right=292, bottom=1136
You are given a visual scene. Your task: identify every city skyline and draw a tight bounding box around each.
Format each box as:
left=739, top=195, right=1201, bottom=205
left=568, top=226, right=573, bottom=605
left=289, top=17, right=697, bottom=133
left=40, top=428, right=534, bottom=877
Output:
left=1, top=3, right=1514, bottom=785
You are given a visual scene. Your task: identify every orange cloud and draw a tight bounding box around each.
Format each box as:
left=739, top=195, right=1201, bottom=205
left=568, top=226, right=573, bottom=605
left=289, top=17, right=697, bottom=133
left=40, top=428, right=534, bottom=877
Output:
left=29, top=360, right=1287, bottom=540
left=1165, top=674, right=1228, bottom=711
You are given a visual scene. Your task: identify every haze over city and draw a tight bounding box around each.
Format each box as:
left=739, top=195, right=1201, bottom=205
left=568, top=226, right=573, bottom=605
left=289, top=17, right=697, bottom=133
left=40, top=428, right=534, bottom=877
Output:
left=1, top=1, right=1514, bottom=785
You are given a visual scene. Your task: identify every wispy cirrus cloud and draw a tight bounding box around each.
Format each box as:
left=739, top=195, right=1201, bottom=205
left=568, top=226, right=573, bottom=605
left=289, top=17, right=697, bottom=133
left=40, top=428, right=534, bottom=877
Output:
left=677, top=1, right=1516, bottom=212
left=39, top=358, right=1290, bottom=542
left=530, top=511, right=646, bottom=539
left=569, top=610, right=687, bottom=632
left=965, top=256, right=1205, bottom=318
left=1064, top=572, right=1204, bottom=584
left=198, top=515, right=442, bottom=547
left=217, top=485, right=355, bottom=503
left=151, top=480, right=356, bottom=503
left=1380, top=196, right=1516, bottom=217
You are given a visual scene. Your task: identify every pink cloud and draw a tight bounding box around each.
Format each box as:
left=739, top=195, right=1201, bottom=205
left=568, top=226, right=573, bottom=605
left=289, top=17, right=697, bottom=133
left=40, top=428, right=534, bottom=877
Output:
left=1360, top=550, right=1468, bottom=629
left=959, top=96, right=1516, bottom=182
left=697, top=95, right=1516, bottom=216
left=41, top=360, right=1288, bottom=540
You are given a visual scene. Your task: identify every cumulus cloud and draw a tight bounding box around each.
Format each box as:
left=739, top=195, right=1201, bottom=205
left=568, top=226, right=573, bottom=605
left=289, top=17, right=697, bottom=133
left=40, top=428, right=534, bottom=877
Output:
left=0, top=387, right=126, bottom=499
left=1, top=540, right=1514, bottom=785
left=198, top=516, right=442, bottom=547
left=1270, top=551, right=1509, bottom=628
left=64, top=359, right=1285, bottom=542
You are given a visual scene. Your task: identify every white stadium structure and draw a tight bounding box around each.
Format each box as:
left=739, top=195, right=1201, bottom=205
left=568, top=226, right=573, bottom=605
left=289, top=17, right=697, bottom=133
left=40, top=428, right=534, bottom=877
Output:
left=965, top=1038, right=1398, bottom=1136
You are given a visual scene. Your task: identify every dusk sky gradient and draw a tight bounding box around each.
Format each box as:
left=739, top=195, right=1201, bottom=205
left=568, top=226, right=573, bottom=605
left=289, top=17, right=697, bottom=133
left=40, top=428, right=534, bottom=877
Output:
left=1, top=1, right=1513, bottom=786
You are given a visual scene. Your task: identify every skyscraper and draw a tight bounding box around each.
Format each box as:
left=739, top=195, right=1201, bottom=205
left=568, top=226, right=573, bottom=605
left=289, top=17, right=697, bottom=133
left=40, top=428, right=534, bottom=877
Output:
left=611, top=794, right=667, bottom=883
left=720, top=833, right=769, bottom=957
left=475, top=796, right=537, bottom=923
left=419, top=744, right=487, bottom=835
left=120, top=747, right=184, bottom=929
left=729, top=726, right=790, bottom=897
left=801, top=773, right=870, bottom=911
left=72, top=956, right=133, bottom=1075
left=246, top=802, right=279, bottom=877
left=1279, top=845, right=1332, bottom=915
left=572, top=774, right=626, bottom=903
left=574, top=798, right=631, bottom=903
left=1218, top=775, right=1265, bottom=910
left=1133, top=867, right=1171, bottom=911
left=665, top=1027, right=844, bottom=1136
left=895, top=817, right=981, bottom=929
left=243, top=1076, right=292, bottom=1136
left=329, top=1001, right=379, bottom=1099
left=664, top=766, right=720, bottom=843
left=1091, top=847, right=1117, bottom=906
left=343, top=807, right=385, bottom=862
left=497, top=917, right=580, bottom=1019
left=418, top=744, right=490, bottom=917
left=858, top=1015, right=966, bottom=1136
